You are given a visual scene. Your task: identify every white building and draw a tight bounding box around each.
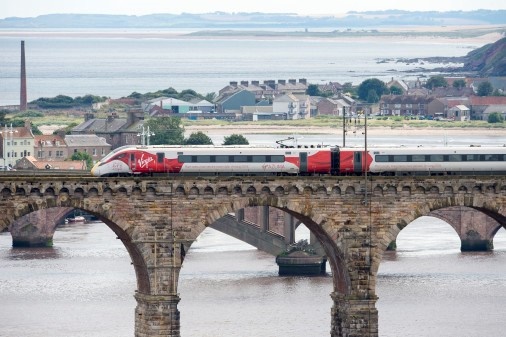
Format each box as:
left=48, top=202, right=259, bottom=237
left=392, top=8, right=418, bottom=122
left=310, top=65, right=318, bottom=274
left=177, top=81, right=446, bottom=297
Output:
left=273, top=93, right=311, bottom=120
left=0, top=121, right=35, bottom=169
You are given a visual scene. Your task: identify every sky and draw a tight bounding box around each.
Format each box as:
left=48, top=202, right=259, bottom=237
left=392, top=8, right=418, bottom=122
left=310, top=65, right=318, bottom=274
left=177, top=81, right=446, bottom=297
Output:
left=2, top=0, right=505, bottom=19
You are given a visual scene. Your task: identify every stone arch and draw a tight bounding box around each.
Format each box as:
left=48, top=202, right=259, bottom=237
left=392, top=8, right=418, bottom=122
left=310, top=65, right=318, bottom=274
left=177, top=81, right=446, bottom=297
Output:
left=332, top=186, right=341, bottom=195
left=345, top=186, right=355, bottom=195
left=203, top=186, right=214, bottom=196
left=261, top=186, right=271, bottom=195
left=274, top=186, right=284, bottom=196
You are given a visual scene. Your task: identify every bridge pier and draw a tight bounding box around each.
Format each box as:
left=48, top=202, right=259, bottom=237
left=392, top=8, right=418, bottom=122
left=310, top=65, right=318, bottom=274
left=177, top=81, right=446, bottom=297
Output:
left=330, top=293, right=378, bottom=337
left=134, top=293, right=180, bottom=337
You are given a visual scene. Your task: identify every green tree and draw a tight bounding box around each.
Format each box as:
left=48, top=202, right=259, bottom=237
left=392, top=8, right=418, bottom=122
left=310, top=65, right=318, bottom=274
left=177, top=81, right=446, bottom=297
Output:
left=389, top=85, right=403, bottom=95
left=143, top=117, right=185, bottom=145
left=452, top=79, right=466, bottom=89
left=477, top=81, right=493, bottom=96
left=306, top=84, right=321, bottom=96
left=425, top=76, right=448, bottom=90
left=223, top=134, right=249, bottom=145
left=71, top=151, right=93, bottom=170
left=204, top=92, right=217, bottom=102
left=185, top=131, right=213, bottom=145
left=366, top=89, right=380, bottom=103
left=487, top=112, right=504, bottom=123
left=357, top=78, right=388, bottom=101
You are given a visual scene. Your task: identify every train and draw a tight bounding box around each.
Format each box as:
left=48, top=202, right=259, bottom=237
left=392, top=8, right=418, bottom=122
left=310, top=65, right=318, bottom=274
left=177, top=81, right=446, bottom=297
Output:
left=90, top=144, right=506, bottom=177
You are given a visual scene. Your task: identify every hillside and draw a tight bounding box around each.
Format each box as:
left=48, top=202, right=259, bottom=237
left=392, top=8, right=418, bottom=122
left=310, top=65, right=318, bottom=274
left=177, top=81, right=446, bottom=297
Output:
left=463, top=37, right=506, bottom=76
left=1, top=10, right=505, bottom=29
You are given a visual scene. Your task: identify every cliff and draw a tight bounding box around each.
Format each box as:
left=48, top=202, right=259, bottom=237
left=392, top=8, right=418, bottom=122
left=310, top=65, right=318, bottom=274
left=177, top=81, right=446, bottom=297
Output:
left=463, top=37, right=506, bottom=76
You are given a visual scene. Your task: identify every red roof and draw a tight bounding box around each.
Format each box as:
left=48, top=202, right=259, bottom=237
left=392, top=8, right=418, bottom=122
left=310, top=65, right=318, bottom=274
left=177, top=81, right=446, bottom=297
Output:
left=469, top=96, right=506, bottom=105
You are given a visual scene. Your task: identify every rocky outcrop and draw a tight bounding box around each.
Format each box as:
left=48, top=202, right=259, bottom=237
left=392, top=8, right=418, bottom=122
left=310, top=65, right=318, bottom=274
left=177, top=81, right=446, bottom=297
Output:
left=463, top=37, right=506, bottom=76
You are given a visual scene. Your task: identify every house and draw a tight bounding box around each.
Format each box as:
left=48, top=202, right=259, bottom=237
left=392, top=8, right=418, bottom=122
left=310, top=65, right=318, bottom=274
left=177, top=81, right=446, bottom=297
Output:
left=469, top=96, right=506, bottom=120
left=386, top=78, right=409, bottom=94
left=317, top=82, right=343, bottom=96
left=240, top=106, right=285, bottom=121
left=14, top=156, right=87, bottom=171
left=72, top=110, right=144, bottom=149
left=0, top=120, right=34, bottom=168
left=34, top=134, right=68, bottom=161
left=64, top=134, right=111, bottom=162
left=218, top=79, right=308, bottom=103
left=447, top=105, right=470, bottom=121
left=317, top=98, right=350, bottom=117
left=379, top=95, right=432, bottom=116
left=215, top=89, right=256, bottom=113
left=482, top=105, right=506, bottom=121
left=273, top=93, right=311, bottom=120
left=428, top=97, right=470, bottom=119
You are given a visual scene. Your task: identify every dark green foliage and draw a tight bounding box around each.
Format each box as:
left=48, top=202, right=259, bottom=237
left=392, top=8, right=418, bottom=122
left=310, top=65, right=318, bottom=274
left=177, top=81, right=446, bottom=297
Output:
left=357, top=78, right=388, bottom=101
left=71, top=151, right=93, bottom=170
left=143, top=117, right=185, bottom=145
left=185, top=131, right=213, bottom=145
left=306, top=84, right=321, bottom=96
left=389, top=85, right=403, bottom=95
left=425, top=76, right=448, bottom=89
left=487, top=112, right=504, bottom=123
left=477, top=81, right=493, bottom=96
left=128, top=87, right=207, bottom=103
left=30, top=94, right=106, bottom=108
left=223, top=134, right=249, bottom=145
left=452, top=79, right=466, bottom=89
left=366, top=89, right=380, bottom=103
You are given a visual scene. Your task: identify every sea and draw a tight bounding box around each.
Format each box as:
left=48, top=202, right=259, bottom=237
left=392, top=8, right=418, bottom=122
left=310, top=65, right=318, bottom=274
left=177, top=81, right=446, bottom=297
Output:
left=0, top=28, right=484, bottom=106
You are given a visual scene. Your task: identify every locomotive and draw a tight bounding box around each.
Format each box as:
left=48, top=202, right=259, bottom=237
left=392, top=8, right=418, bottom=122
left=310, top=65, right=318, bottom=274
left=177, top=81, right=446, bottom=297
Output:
left=90, top=144, right=506, bottom=177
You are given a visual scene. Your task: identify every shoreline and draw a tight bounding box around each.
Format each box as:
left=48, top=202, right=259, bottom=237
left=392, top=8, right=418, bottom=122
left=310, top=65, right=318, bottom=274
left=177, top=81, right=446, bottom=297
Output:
left=185, top=124, right=506, bottom=138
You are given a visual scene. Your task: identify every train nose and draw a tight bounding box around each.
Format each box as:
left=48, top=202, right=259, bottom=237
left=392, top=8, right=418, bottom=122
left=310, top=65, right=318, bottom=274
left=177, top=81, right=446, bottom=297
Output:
left=90, top=162, right=100, bottom=176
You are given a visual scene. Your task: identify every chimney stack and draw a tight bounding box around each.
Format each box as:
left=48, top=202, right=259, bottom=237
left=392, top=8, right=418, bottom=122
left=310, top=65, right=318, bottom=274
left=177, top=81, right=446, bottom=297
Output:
left=20, top=41, right=27, bottom=111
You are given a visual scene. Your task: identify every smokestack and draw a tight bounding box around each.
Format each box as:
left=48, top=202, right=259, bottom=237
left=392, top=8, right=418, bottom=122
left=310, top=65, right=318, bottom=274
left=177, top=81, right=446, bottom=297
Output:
left=20, top=41, right=27, bottom=111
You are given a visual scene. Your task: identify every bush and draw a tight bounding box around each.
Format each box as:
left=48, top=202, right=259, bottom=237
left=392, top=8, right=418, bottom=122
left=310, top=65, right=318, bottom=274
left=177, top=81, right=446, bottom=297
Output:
left=488, top=112, right=504, bottom=123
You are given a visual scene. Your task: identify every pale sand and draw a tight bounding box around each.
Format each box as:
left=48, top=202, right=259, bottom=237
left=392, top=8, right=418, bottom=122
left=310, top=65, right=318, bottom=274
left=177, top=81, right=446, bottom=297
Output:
left=185, top=124, right=506, bottom=138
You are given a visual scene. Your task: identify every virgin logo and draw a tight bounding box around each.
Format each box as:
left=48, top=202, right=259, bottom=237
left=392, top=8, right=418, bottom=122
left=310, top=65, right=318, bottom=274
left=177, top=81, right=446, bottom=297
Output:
left=138, top=154, right=154, bottom=168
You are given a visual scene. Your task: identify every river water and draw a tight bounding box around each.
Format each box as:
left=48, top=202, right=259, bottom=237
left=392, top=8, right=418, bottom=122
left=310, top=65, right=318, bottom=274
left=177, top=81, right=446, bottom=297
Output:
left=1, top=133, right=506, bottom=337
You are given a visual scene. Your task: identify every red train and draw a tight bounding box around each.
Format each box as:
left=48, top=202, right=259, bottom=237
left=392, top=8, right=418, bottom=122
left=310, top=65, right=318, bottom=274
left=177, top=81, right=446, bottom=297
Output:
left=90, top=144, right=506, bottom=177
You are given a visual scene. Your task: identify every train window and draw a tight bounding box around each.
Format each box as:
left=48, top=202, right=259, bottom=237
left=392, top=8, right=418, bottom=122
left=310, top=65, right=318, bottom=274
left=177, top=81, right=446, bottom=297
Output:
left=393, top=155, right=408, bottom=162
left=271, top=155, right=284, bottom=162
left=114, top=153, right=126, bottom=160
left=252, top=155, right=266, bottom=162
left=464, top=154, right=479, bottom=161
left=130, top=153, right=135, bottom=162
left=375, top=155, right=389, bottom=162
left=178, top=155, right=191, bottom=163
left=412, top=155, right=426, bottom=162
left=234, top=155, right=248, bottom=162
left=449, top=154, right=462, bottom=161
left=483, top=154, right=499, bottom=161
left=196, top=155, right=210, bottom=163
left=215, top=155, right=229, bottom=162
left=429, top=155, right=444, bottom=162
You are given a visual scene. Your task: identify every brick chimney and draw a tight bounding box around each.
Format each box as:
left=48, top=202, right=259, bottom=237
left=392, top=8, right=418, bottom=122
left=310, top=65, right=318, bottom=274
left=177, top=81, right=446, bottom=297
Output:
left=20, top=41, right=27, bottom=111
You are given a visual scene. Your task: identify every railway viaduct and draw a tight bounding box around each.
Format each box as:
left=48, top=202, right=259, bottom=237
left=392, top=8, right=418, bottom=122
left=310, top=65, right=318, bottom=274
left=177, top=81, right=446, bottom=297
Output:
left=1, top=174, right=505, bottom=337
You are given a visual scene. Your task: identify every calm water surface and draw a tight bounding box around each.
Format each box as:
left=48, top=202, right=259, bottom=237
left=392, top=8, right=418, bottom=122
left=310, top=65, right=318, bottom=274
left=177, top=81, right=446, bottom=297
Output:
left=1, top=217, right=506, bottom=337
left=0, top=29, right=481, bottom=105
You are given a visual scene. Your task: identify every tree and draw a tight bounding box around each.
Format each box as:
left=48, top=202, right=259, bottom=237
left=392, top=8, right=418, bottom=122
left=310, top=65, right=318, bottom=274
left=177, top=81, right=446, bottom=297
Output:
left=71, top=151, right=93, bottom=170
left=357, top=78, right=388, bottom=101
left=452, top=79, right=466, bottom=89
left=425, top=76, right=448, bottom=90
left=487, top=112, right=504, bottom=123
left=143, top=117, right=185, bottom=145
left=389, top=85, right=403, bottom=95
left=366, top=89, right=379, bottom=103
left=204, top=92, right=217, bottom=102
left=185, top=131, right=213, bottom=145
left=306, top=84, right=321, bottom=96
left=477, top=81, right=493, bottom=96
left=223, top=134, right=249, bottom=145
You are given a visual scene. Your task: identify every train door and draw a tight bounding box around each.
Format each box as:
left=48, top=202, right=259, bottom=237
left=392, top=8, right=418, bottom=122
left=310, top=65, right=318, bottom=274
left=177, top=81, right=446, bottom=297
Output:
left=156, top=152, right=165, bottom=172
left=299, top=152, right=308, bottom=174
left=130, top=152, right=136, bottom=171
left=330, top=147, right=340, bottom=175
left=354, top=151, right=362, bottom=173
